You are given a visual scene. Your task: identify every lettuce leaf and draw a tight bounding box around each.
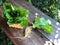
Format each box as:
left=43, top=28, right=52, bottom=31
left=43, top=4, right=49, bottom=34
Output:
left=33, top=17, right=40, bottom=28
left=33, top=17, right=53, bottom=34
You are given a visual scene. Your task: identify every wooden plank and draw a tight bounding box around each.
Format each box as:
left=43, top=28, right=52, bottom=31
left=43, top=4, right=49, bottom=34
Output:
left=0, top=16, right=45, bottom=45
left=10, top=0, right=60, bottom=45
left=0, top=1, right=46, bottom=45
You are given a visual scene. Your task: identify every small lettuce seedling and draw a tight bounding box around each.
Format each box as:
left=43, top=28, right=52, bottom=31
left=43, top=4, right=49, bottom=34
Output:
left=33, top=17, right=53, bottom=34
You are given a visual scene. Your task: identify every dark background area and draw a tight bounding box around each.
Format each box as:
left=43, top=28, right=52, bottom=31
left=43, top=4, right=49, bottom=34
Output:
left=0, top=29, right=13, bottom=45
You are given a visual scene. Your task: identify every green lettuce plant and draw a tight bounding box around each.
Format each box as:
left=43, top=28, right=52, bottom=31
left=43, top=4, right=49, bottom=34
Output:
left=2, top=3, right=30, bottom=27
left=33, top=17, right=53, bottom=34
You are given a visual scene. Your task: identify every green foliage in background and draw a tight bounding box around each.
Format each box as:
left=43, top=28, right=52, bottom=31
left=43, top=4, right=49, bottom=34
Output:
left=2, top=3, right=30, bottom=27
left=0, top=0, right=9, bottom=5
left=0, top=0, right=3, bottom=5
left=27, top=0, right=60, bottom=22
left=0, top=29, right=13, bottom=45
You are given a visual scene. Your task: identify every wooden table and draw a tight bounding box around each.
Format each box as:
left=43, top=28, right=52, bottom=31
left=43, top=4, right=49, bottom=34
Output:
left=11, top=0, right=60, bottom=45
left=0, top=0, right=60, bottom=45
left=0, top=17, right=46, bottom=45
left=0, top=0, right=47, bottom=45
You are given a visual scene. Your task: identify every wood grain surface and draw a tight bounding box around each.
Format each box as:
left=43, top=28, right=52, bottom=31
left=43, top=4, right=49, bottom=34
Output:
left=1, top=0, right=60, bottom=45
left=13, top=0, right=60, bottom=45
left=0, top=0, right=47, bottom=45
